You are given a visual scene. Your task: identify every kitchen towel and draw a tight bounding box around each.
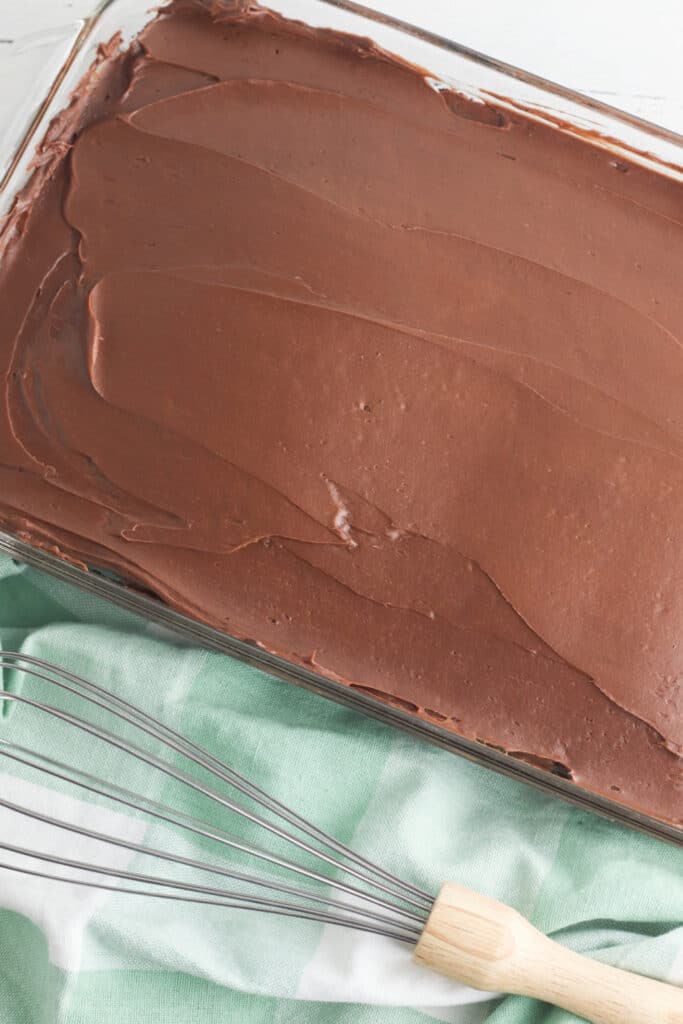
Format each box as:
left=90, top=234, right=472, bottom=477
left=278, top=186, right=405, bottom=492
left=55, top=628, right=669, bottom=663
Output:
left=0, top=553, right=681, bottom=1024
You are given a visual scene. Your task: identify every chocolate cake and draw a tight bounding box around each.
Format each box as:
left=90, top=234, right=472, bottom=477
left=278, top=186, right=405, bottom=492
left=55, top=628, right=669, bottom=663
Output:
left=0, top=0, right=681, bottom=822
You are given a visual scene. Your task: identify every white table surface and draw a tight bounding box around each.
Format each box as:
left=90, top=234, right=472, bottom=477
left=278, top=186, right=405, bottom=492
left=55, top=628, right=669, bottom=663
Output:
left=0, top=0, right=682, bottom=134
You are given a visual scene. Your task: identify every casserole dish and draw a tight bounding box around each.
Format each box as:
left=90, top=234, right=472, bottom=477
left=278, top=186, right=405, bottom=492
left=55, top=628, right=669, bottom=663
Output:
left=1, top=0, right=681, bottom=844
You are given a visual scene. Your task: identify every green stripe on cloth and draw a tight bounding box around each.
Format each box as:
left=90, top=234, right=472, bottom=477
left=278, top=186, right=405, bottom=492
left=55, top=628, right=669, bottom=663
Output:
left=0, top=554, right=681, bottom=1023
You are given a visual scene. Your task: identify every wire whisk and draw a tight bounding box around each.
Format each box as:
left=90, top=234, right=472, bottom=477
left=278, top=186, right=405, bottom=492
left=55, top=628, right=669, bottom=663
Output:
left=0, top=650, right=430, bottom=943
left=0, top=650, right=680, bottom=1024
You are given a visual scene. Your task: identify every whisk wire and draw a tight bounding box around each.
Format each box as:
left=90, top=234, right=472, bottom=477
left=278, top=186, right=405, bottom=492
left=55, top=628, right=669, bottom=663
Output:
left=0, top=837, right=423, bottom=941
left=0, top=692, right=428, bottom=920
left=0, top=780, right=424, bottom=934
left=0, top=858, right=420, bottom=942
left=0, top=652, right=431, bottom=906
left=0, top=651, right=434, bottom=941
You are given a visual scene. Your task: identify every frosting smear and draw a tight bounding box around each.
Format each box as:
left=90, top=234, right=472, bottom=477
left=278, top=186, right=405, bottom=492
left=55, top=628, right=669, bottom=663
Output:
left=0, top=0, right=681, bottom=823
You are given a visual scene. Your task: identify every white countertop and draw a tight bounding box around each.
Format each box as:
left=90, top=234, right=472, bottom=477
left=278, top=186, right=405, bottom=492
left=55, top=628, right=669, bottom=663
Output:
left=1, top=0, right=682, bottom=134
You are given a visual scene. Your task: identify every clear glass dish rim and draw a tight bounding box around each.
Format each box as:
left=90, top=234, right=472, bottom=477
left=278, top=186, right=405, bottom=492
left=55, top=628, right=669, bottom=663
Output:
left=2, top=0, right=682, bottom=199
left=1, top=531, right=681, bottom=847
left=315, top=0, right=683, bottom=149
left=0, top=0, right=680, bottom=846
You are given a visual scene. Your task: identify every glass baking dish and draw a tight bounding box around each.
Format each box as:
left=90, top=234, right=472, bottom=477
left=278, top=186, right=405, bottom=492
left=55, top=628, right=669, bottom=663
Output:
left=1, top=0, right=681, bottom=846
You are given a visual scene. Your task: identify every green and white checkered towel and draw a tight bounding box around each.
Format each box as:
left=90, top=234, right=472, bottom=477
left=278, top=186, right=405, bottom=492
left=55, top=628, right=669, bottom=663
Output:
left=0, top=553, right=681, bottom=1024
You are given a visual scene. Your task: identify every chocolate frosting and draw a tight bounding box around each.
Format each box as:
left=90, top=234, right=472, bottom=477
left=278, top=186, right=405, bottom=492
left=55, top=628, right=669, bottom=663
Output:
left=0, top=0, right=681, bottom=823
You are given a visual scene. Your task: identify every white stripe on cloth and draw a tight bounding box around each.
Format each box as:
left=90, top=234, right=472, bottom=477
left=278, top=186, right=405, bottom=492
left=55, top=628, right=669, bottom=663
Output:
left=295, top=921, right=497, bottom=1019
left=0, top=773, right=146, bottom=971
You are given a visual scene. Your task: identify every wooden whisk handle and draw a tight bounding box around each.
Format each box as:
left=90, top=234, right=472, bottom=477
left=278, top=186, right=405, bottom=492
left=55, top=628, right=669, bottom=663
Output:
left=413, top=882, right=683, bottom=1024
